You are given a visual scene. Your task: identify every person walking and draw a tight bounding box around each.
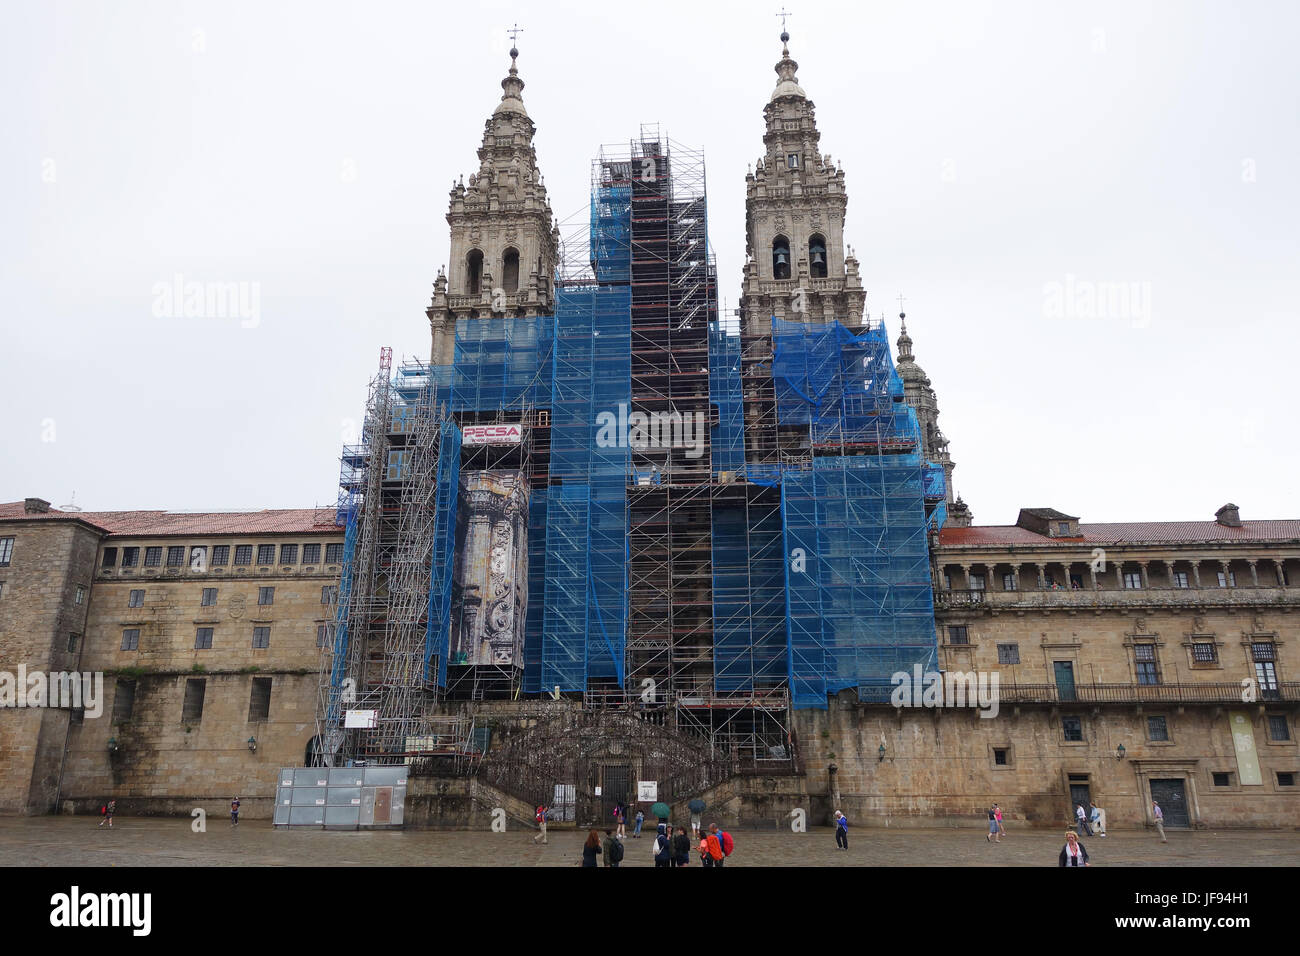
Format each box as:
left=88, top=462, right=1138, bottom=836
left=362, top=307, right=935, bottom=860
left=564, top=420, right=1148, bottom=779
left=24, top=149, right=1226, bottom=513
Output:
left=653, top=823, right=672, bottom=868
left=1091, top=804, right=1106, bottom=837
left=581, top=829, right=602, bottom=867
left=614, top=802, right=626, bottom=839
left=633, top=807, right=644, bottom=839
left=1058, top=830, right=1090, bottom=867
left=705, top=825, right=724, bottom=868
left=986, top=804, right=1000, bottom=843
left=672, top=823, right=692, bottom=866
left=994, top=803, right=1007, bottom=838
left=1075, top=803, right=1093, bottom=836
left=690, top=807, right=702, bottom=840
left=230, top=796, right=241, bottom=827
left=1152, top=800, right=1167, bottom=843
left=98, top=799, right=116, bottom=829
left=534, top=804, right=549, bottom=845
left=698, top=835, right=712, bottom=867
left=834, top=810, right=849, bottom=850
left=602, top=828, right=623, bottom=867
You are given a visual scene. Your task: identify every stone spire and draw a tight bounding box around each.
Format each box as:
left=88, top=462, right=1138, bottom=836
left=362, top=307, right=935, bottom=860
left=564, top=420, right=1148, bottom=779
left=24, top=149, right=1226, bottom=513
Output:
left=740, top=29, right=865, bottom=335
left=893, top=311, right=958, bottom=508
left=427, top=43, right=559, bottom=365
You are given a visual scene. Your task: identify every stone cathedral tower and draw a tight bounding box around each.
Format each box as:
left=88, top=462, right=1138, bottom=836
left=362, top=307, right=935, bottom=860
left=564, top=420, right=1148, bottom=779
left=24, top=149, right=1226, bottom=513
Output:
left=739, top=30, right=867, bottom=336
left=428, top=46, right=560, bottom=365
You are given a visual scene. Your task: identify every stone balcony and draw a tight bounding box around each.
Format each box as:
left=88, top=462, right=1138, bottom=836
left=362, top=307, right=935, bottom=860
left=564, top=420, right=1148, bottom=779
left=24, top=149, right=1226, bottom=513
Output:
left=996, top=681, right=1300, bottom=706
left=934, top=585, right=1300, bottom=613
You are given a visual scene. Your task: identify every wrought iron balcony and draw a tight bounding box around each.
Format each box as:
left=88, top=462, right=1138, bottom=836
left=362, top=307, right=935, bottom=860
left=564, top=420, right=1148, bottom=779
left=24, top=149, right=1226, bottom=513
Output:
left=934, top=585, right=1300, bottom=611
left=996, top=681, right=1300, bottom=705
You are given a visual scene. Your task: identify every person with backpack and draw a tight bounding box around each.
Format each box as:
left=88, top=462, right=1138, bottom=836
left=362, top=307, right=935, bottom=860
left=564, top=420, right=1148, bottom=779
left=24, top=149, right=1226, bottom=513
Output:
left=709, top=823, right=732, bottom=867
left=98, top=799, right=115, bottom=829
left=698, top=835, right=712, bottom=867
left=672, top=823, right=692, bottom=866
left=834, top=810, right=848, bottom=850
left=653, top=823, right=672, bottom=867
left=704, top=828, right=723, bottom=867
left=602, top=828, right=624, bottom=867
left=533, top=804, right=549, bottom=845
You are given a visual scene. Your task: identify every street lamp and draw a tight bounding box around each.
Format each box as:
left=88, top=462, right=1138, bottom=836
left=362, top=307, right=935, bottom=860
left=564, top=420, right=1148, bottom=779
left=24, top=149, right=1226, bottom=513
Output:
left=878, top=743, right=887, bottom=762
left=1115, top=743, right=1126, bottom=760
left=107, top=736, right=119, bottom=754
left=247, top=736, right=258, bottom=753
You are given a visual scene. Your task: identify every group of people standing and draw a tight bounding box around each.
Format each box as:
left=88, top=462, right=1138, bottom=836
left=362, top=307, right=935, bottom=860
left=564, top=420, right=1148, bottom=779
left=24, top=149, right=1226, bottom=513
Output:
left=578, top=813, right=734, bottom=867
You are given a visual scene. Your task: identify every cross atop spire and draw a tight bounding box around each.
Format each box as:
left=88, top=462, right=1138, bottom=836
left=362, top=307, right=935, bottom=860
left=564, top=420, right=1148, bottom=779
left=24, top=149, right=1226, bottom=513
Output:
left=776, top=7, right=792, bottom=52
left=897, top=293, right=907, bottom=319
left=506, top=23, right=523, bottom=73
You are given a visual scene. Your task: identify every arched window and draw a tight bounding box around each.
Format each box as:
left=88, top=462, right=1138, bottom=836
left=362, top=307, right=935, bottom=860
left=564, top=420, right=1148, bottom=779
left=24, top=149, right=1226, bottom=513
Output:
left=305, top=735, right=323, bottom=767
left=502, top=248, right=520, bottom=294
left=467, top=249, right=484, bottom=295
left=809, top=235, right=827, bottom=279
left=772, top=236, right=791, bottom=280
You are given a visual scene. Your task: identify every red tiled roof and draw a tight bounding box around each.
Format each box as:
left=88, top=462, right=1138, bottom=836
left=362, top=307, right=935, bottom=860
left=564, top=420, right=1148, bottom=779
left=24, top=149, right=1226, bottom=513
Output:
left=940, top=520, right=1300, bottom=548
left=0, top=502, right=340, bottom=537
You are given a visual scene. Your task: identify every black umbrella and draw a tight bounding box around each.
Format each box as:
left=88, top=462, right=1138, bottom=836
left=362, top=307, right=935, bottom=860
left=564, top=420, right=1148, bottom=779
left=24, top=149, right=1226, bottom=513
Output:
left=688, top=798, right=706, bottom=813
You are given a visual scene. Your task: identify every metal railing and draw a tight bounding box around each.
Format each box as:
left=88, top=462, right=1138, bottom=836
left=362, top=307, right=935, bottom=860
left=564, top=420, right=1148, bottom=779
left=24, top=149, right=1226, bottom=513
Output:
left=996, top=681, right=1300, bottom=705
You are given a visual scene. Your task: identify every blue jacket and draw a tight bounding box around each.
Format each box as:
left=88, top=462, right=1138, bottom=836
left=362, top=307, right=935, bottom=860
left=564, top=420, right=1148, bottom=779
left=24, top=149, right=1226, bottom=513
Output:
left=836, top=815, right=848, bottom=831
left=654, top=825, right=672, bottom=861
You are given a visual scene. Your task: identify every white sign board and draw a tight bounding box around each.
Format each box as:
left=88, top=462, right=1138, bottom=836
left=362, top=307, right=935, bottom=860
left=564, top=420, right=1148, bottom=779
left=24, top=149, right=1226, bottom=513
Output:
left=462, top=423, right=523, bottom=445
left=343, top=709, right=378, bottom=729
left=637, top=781, right=657, bottom=802
left=594, top=786, right=602, bottom=797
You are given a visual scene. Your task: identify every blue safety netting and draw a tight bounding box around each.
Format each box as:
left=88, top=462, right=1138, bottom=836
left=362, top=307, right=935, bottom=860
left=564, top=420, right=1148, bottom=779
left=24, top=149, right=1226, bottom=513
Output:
left=708, top=320, right=746, bottom=477
left=711, top=498, right=787, bottom=692
left=592, top=183, right=631, bottom=284
left=424, top=419, right=462, bottom=687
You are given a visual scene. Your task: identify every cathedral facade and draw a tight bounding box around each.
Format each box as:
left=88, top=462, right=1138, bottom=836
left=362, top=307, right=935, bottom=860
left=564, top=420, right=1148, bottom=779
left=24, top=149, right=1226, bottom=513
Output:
left=0, top=34, right=1296, bottom=830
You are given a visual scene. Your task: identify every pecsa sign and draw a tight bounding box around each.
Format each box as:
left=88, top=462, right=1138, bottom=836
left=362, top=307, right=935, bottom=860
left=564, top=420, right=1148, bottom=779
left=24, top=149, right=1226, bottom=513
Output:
left=462, top=423, right=523, bottom=445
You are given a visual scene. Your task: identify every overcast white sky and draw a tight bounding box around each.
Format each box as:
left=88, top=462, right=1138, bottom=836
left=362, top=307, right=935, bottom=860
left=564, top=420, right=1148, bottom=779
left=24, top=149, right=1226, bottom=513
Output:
left=2, top=0, right=1296, bottom=525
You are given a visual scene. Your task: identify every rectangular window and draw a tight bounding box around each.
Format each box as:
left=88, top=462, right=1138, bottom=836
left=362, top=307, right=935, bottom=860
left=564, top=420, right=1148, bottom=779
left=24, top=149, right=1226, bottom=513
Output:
left=1192, top=642, right=1217, bottom=663
left=1267, top=715, right=1291, bottom=742
left=211, top=545, right=230, bottom=566
left=947, top=625, right=969, bottom=645
left=144, top=547, right=163, bottom=567
left=325, top=543, right=344, bottom=564
left=386, top=449, right=408, bottom=481
left=112, top=679, right=136, bottom=723
left=194, top=627, right=213, bottom=649
left=1252, top=642, right=1276, bottom=662
left=1062, top=716, right=1083, bottom=742
left=997, top=643, right=1020, bottom=665
left=1217, top=570, right=1235, bottom=587
left=1147, top=715, right=1169, bottom=741
left=166, top=546, right=185, bottom=567
left=317, top=623, right=330, bottom=648
left=302, top=543, right=321, bottom=565
left=201, top=587, right=218, bottom=607
left=75, top=586, right=85, bottom=605
left=321, top=585, right=338, bottom=605
left=252, top=626, right=270, bottom=649
left=0, top=537, right=13, bottom=566
left=128, top=589, right=144, bottom=608
left=256, top=545, right=275, bottom=566
left=993, top=748, right=1008, bottom=766
left=1279, top=772, right=1295, bottom=787
left=248, top=677, right=272, bottom=721
left=1134, top=644, right=1160, bottom=685
left=121, top=547, right=139, bottom=568
left=280, top=544, right=298, bottom=565
left=234, top=545, right=253, bottom=566
left=1002, top=572, right=1016, bottom=591
left=1057, top=521, right=1070, bottom=535
left=258, top=586, right=275, bottom=606
left=1173, top=571, right=1189, bottom=588
left=1123, top=571, right=1142, bottom=589
left=67, top=633, right=79, bottom=653
left=121, top=628, right=140, bottom=651
left=101, top=547, right=118, bottom=568
left=786, top=153, right=800, bottom=168
left=969, top=574, right=985, bottom=591
left=182, top=678, right=206, bottom=722
left=1212, top=772, right=1232, bottom=787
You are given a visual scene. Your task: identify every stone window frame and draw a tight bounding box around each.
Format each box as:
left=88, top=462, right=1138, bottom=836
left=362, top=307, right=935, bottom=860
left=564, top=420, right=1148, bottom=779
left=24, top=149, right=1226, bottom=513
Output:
left=252, top=625, right=271, bottom=649
left=946, top=624, right=970, bottom=646
left=194, top=627, right=214, bottom=650
left=200, top=587, right=218, bottom=607
left=1060, top=714, right=1087, bottom=745
left=256, top=544, right=276, bottom=566
left=1122, top=631, right=1165, bottom=686
left=1265, top=713, right=1294, bottom=747
left=997, top=642, right=1020, bottom=665
left=990, top=743, right=1015, bottom=770
left=0, top=536, right=13, bottom=566
left=1145, top=714, right=1175, bottom=745
left=325, top=543, right=344, bottom=564
left=1241, top=632, right=1283, bottom=696
left=1275, top=770, right=1297, bottom=790
left=301, top=543, right=321, bottom=566
left=120, top=628, right=140, bottom=651
left=1208, top=769, right=1239, bottom=791
left=1182, top=633, right=1223, bottom=670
